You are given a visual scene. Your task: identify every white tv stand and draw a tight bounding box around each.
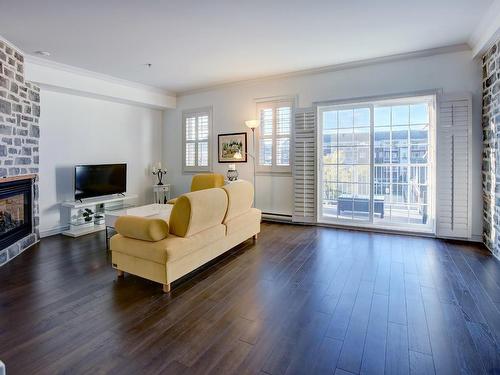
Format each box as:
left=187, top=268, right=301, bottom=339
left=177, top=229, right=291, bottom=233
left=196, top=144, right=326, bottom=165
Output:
left=61, top=193, right=138, bottom=237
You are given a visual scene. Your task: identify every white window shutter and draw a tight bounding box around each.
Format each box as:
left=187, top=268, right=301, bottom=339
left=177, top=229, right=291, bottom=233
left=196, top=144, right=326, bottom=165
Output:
left=293, top=108, right=316, bottom=223
left=436, top=93, right=472, bottom=239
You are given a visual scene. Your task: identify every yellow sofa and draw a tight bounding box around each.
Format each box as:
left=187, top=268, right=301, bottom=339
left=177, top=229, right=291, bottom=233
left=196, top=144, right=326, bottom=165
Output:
left=110, top=180, right=261, bottom=292
left=167, top=173, right=225, bottom=205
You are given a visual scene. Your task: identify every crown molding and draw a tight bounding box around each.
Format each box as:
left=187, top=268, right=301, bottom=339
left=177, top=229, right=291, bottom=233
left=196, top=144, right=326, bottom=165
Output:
left=177, top=43, right=471, bottom=97
left=0, top=34, right=24, bottom=53
left=24, top=54, right=175, bottom=97
left=469, top=1, right=500, bottom=59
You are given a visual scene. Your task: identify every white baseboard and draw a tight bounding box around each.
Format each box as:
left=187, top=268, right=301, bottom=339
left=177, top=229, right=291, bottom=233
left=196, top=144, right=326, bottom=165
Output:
left=39, top=225, right=69, bottom=238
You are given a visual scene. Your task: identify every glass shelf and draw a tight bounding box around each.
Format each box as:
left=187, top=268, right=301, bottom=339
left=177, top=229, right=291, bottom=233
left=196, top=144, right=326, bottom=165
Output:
left=104, top=203, right=137, bottom=212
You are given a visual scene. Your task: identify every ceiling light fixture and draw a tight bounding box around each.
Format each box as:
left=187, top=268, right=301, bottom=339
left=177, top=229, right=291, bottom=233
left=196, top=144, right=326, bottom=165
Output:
left=34, top=51, right=51, bottom=57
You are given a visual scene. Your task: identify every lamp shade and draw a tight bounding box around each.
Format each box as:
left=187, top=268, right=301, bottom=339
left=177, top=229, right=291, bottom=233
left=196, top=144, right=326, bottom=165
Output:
left=245, top=120, right=260, bottom=129
left=233, top=151, right=243, bottom=159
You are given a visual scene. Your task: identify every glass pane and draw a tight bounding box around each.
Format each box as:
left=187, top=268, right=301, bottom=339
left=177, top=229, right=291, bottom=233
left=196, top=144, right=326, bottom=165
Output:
left=354, top=127, right=370, bottom=145
left=392, top=127, right=408, bottom=146
left=338, top=128, right=353, bottom=146
left=392, top=105, right=409, bottom=125
left=323, top=178, right=338, bottom=218
left=354, top=108, right=370, bottom=127
left=353, top=165, right=370, bottom=184
left=323, top=111, right=338, bottom=130
left=197, top=115, right=209, bottom=140
left=410, top=166, right=427, bottom=185
left=185, top=142, right=195, bottom=166
left=323, top=130, right=337, bottom=146
left=375, top=106, right=391, bottom=127
left=337, top=183, right=353, bottom=219
left=276, top=107, right=291, bottom=135
left=374, top=126, right=391, bottom=147
left=392, top=166, right=409, bottom=183
left=323, top=165, right=337, bottom=184
left=339, top=110, right=353, bottom=128
left=338, top=165, right=353, bottom=183
left=323, top=146, right=337, bottom=164
left=410, top=124, right=428, bottom=144
left=336, top=147, right=347, bottom=164
left=392, top=184, right=409, bottom=203
left=260, top=108, right=273, bottom=136
left=410, top=103, right=429, bottom=124
left=276, top=138, right=290, bottom=166
left=197, top=142, right=208, bottom=166
left=392, top=145, right=408, bottom=163
left=410, top=144, right=427, bottom=163
left=410, top=184, right=427, bottom=205
left=185, top=117, right=196, bottom=141
left=356, top=146, right=370, bottom=164
left=259, top=139, right=272, bottom=166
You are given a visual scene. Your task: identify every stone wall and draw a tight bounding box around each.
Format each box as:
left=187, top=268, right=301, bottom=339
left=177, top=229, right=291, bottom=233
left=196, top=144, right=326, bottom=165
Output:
left=0, top=40, right=40, bottom=266
left=482, top=39, right=500, bottom=259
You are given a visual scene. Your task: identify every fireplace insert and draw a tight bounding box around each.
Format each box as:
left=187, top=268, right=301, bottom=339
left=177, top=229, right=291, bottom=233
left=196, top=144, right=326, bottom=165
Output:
left=0, top=179, right=32, bottom=250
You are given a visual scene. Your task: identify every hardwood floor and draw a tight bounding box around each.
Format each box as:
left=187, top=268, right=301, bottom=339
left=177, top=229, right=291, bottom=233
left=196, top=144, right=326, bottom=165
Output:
left=1, top=222, right=500, bottom=374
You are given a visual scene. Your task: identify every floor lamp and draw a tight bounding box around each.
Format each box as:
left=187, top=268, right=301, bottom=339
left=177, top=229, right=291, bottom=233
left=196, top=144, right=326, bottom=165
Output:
left=235, top=120, right=260, bottom=206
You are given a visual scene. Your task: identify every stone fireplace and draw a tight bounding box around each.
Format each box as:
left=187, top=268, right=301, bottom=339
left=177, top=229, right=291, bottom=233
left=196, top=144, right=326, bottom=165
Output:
left=0, top=39, right=40, bottom=266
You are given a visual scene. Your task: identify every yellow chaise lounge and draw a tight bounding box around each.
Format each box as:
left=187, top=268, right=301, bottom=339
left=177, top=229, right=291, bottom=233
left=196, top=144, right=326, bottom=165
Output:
left=110, top=180, right=261, bottom=292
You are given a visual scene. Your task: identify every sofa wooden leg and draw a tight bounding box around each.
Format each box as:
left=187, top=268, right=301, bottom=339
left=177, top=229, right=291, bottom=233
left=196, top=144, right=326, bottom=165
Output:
left=116, top=269, right=124, bottom=278
left=163, top=284, right=171, bottom=293
left=253, top=233, right=258, bottom=241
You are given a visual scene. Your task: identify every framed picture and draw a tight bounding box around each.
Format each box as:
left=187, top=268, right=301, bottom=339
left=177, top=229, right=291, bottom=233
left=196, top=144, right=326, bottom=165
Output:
left=218, top=132, right=247, bottom=163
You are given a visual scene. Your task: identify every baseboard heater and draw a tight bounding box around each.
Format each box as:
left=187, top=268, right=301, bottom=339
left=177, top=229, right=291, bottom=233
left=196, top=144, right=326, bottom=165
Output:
left=262, top=212, right=293, bottom=223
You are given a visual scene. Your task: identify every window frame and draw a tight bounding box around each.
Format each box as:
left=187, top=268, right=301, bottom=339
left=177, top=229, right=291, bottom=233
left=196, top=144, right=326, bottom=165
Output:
left=255, top=98, right=295, bottom=175
left=316, top=93, right=436, bottom=234
left=182, top=107, right=213, bottom=173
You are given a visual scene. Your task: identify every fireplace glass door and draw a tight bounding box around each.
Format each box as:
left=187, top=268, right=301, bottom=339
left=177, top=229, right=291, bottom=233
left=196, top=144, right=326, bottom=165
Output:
left=0, top=179, right=32, bottom=250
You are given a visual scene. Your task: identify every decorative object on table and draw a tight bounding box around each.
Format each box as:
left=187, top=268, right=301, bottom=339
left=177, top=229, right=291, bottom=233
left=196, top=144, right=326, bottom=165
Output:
left=82, top=208, right=94, bottom=222
left=234, top=119, right=260, bottom=206
left=94, top=214, right=105, bottom=225
left=218, top=132, right=247, bottom=162
left=226, top=163, right=239, bottom=181
left=151, top=162, right=168, bottom=185
left=153, top=184, right=171, bottom=204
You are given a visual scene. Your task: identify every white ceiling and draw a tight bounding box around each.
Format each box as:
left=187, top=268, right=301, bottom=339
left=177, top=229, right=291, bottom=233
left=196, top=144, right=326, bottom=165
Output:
left=0, top=0, right=493, bottom=93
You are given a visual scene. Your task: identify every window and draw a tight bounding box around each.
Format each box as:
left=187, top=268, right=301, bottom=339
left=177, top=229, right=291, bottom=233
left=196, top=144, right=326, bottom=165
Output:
left=318, top=95, right=435, bottom=233
left=256, top=100, right=293, bottom=173
left=183, top=107, right=212, bottom=172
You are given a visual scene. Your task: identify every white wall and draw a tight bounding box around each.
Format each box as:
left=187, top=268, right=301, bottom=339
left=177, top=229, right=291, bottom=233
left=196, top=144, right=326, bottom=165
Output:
left=39, top=89, right=163, bottom=236
left=163, top=49, right=483, bottom=239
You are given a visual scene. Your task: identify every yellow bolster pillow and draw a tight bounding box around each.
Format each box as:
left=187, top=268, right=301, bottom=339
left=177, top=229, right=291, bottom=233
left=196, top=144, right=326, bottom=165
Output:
left=115, top=216, right=169, bottom=242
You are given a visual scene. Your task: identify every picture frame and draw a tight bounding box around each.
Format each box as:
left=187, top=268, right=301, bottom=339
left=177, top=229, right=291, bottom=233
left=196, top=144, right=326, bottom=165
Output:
left=218, top=132, right=247, bottom=163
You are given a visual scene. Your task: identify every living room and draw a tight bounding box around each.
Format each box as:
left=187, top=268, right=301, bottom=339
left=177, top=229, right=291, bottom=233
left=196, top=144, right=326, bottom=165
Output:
left=0, top=1, right=499, bottom=374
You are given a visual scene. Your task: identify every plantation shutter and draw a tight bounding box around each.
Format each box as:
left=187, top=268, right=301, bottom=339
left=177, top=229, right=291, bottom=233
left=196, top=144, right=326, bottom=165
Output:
left=436, top=94, right=472, bottom=239
left=293, top=108, right=316, bottom=223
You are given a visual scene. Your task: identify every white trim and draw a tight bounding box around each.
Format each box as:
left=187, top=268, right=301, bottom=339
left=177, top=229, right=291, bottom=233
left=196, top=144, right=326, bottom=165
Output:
left=469, top=1, right=500, bottom=59
left=177, top=44, right=470, bottom=96
left=40, top=225, right=69, bottom=238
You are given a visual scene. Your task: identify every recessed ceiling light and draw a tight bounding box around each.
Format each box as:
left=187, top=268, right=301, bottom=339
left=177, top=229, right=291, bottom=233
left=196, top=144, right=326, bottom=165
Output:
left=34, top=51, right=51, bottom=57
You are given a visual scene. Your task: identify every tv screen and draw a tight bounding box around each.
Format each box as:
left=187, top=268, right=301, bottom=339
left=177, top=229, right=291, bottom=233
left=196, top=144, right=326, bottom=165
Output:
left=74, top=164, right=127, bottom=200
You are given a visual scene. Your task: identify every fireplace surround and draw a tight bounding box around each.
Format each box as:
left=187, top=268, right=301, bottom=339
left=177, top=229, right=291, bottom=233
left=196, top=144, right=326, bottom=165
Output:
left=0, top=39, right=41, bottom=266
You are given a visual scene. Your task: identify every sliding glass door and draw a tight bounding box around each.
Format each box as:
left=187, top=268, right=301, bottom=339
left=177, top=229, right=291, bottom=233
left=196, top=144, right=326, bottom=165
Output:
left=318, top=95, right=434, bottom=233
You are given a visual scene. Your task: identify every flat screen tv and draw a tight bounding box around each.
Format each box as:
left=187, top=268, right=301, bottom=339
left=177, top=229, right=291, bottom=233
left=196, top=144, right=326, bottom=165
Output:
left=74, top=164, right=127, bottom=200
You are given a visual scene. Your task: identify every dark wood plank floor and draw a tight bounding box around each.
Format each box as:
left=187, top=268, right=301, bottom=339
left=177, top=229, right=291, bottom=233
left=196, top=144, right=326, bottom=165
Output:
left=1, top=222, right=500, bottom=375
